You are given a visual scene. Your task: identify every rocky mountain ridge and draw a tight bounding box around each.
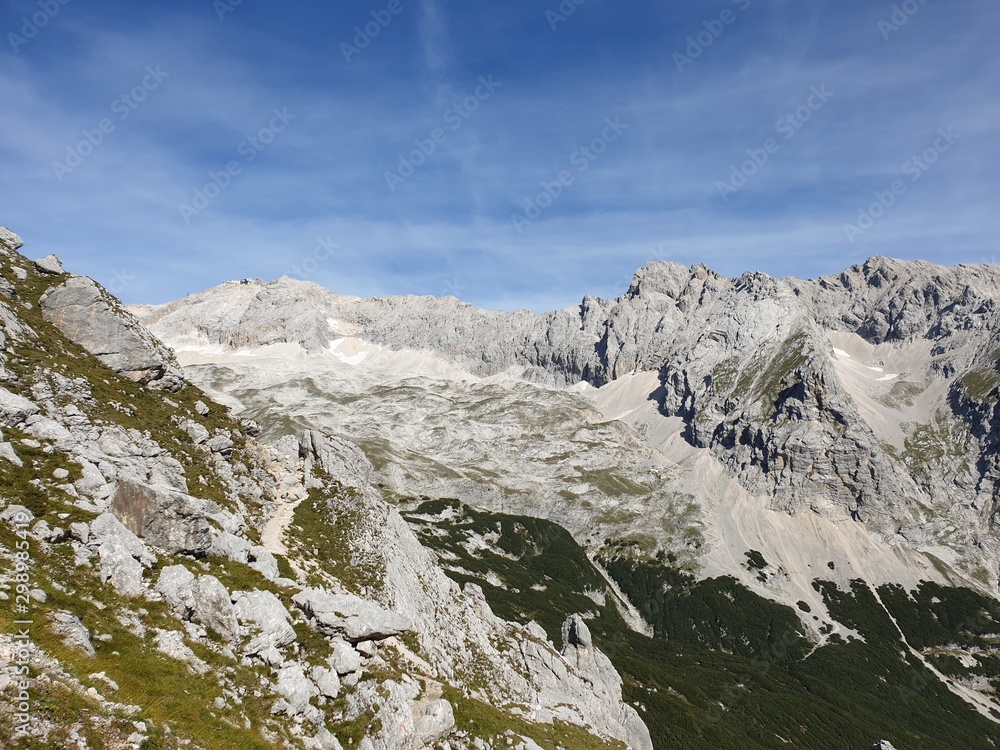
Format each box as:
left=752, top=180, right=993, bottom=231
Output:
left=0, top=227, right=651, bottom=750
left=135, top=256, right=1000, bottom=596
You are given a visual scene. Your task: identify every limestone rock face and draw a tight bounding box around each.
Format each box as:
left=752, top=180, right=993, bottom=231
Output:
left=110, top=478, right=217, bottom=556
left=300, top=429, right=374, bottom=489
left=34, top=254, right=64, bottom=275
left=50, top=611, right=95, bottom=657
left=40, top=275, right=184, bottom=390
left=89, top=512, right=156, bottom=598
left=292, top=589, right=412, bottom=643
left=135, top=259, right=1000, bottom=584
left=0, top=386, right=40, bottom=427
left=232, top=589, right=296, bottom=656
left=155, top=566, right=239, bottom=641
left=0, top=227, right=24, bottom=253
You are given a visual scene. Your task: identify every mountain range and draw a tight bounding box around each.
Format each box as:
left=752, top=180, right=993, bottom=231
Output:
left=2, top=224, right=1000, bottom=749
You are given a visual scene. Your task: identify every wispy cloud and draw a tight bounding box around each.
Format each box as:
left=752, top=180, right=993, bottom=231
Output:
left=1, top=1, right=998, bottom=312
left=417, top=0, right=452, bottom=81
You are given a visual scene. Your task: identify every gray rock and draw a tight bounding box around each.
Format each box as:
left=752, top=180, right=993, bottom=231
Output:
left=32, top=520, right=67, bottom=543
left=155, top=566, right=239, bottom=641
left=180, top=419, right=210, bottom=445
left=211, top=531, right=253, bottom=562
left=274, top=664, right=318, bottom=716
left=73, top=458, right=108, bottom=496
left=872, top=743, right=898, bottom=750
left=69, top=521, right=90, bottom=544
left=257, top=646, right=285, bottom=667
left=205, top=434, right=234, bottom=455
left=247, top=546, right=280, bottom=580
left=34, top=254, right=64, bottom=275
left=413, top=698, right=455, bottom=745
left=291, top=588, right=411, bottom=643
left=232, top=589, right=296, bottom=655
left=0, top=442, right=22, bottom=466
left=300, top=430, right=373, bottom=489
left=0, top=386, right=39, bottom=428
left=310, top=728, right=343, bottom=750
left=153, top=629, right=209, bottom=674
left=191, top=575, right=240, bottom=642
left=310, top=665, right=341, bottom=699
left=0, top=227, right=24, bottom=253
left=110, top=478, right=216, bottom=556
left=195, top=400, right=210, bottom=416
left=90, top=513, right=156, bottom=598
left=50, top=611, right=95, bottom=657
left=329, top=639, right=363, bottom=675
left=40, top=275, right=185, bottom=390
left=0, top=504, right=33, bottom=526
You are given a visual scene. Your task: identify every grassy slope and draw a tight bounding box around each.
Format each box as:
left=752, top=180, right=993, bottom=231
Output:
left=404, top=498, right=1000, bottom=750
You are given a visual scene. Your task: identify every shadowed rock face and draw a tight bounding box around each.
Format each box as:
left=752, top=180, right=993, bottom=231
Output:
left=40, top=275, right=185, bottom=391
left=110, top=478, right=217, bottom=556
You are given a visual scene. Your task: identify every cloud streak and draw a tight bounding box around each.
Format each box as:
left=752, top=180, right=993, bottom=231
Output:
left=0, top=1, right=998, bottom=312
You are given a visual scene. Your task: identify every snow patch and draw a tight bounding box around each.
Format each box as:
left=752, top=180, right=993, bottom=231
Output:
left=833, top=348, right=851, bottom=358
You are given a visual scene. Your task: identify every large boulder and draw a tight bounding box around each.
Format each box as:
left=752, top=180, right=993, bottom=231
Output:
left=273, top=664, right=318, bottom=716
left=329, top=639, right=363, bottom=675
left=0, top=386, right=39, bottom=428
left=39, top=275, right=184, bottom=390
left=110, top=478, right=216, bottom=556
left=34, top=254, right=64, bottom=275
left=50, top=611, right=95, bottom=657
left=413, top=699, right=455, bottom=746
left=291, top=588, right=411, bottom=643
left=155, top=566, right=239, bottom=641
left=0, top=227, right=23, bottom=253
left=232, top=589, right=296, bottom=656
left=300, top=430, right=373, bottom=489
left=89, top=513, right=156, bottom=598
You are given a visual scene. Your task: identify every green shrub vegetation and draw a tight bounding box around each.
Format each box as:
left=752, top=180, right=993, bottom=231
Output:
left=404, top=498, right=1000, bottom=750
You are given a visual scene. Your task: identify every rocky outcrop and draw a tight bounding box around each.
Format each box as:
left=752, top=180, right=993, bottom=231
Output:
left=89, top=512, right=157, bottom=598
left=301, top=430, right=374, bottom=489
left=34, top=254, right=64, bottom=275
left=40, top=275, right=184, bottom=390
left=0, top=232, right=653, bottom=750
left=292, top=589, right=412, bottom=643
left=155, top=566, right=239, bottom=641
left=232, top=589, right=297, bottom=656
left=49, top=611, right=95, bottom=657
left=109, top=478, right=217, bottom=556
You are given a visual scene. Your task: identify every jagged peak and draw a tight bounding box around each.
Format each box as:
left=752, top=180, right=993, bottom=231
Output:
left=0, top=226, right=23, bottom=254
left=627, top=261, right=724, bottom=300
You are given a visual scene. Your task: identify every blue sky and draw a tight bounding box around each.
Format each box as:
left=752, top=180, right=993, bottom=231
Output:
left=2, top=0, right=998, bottom=311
